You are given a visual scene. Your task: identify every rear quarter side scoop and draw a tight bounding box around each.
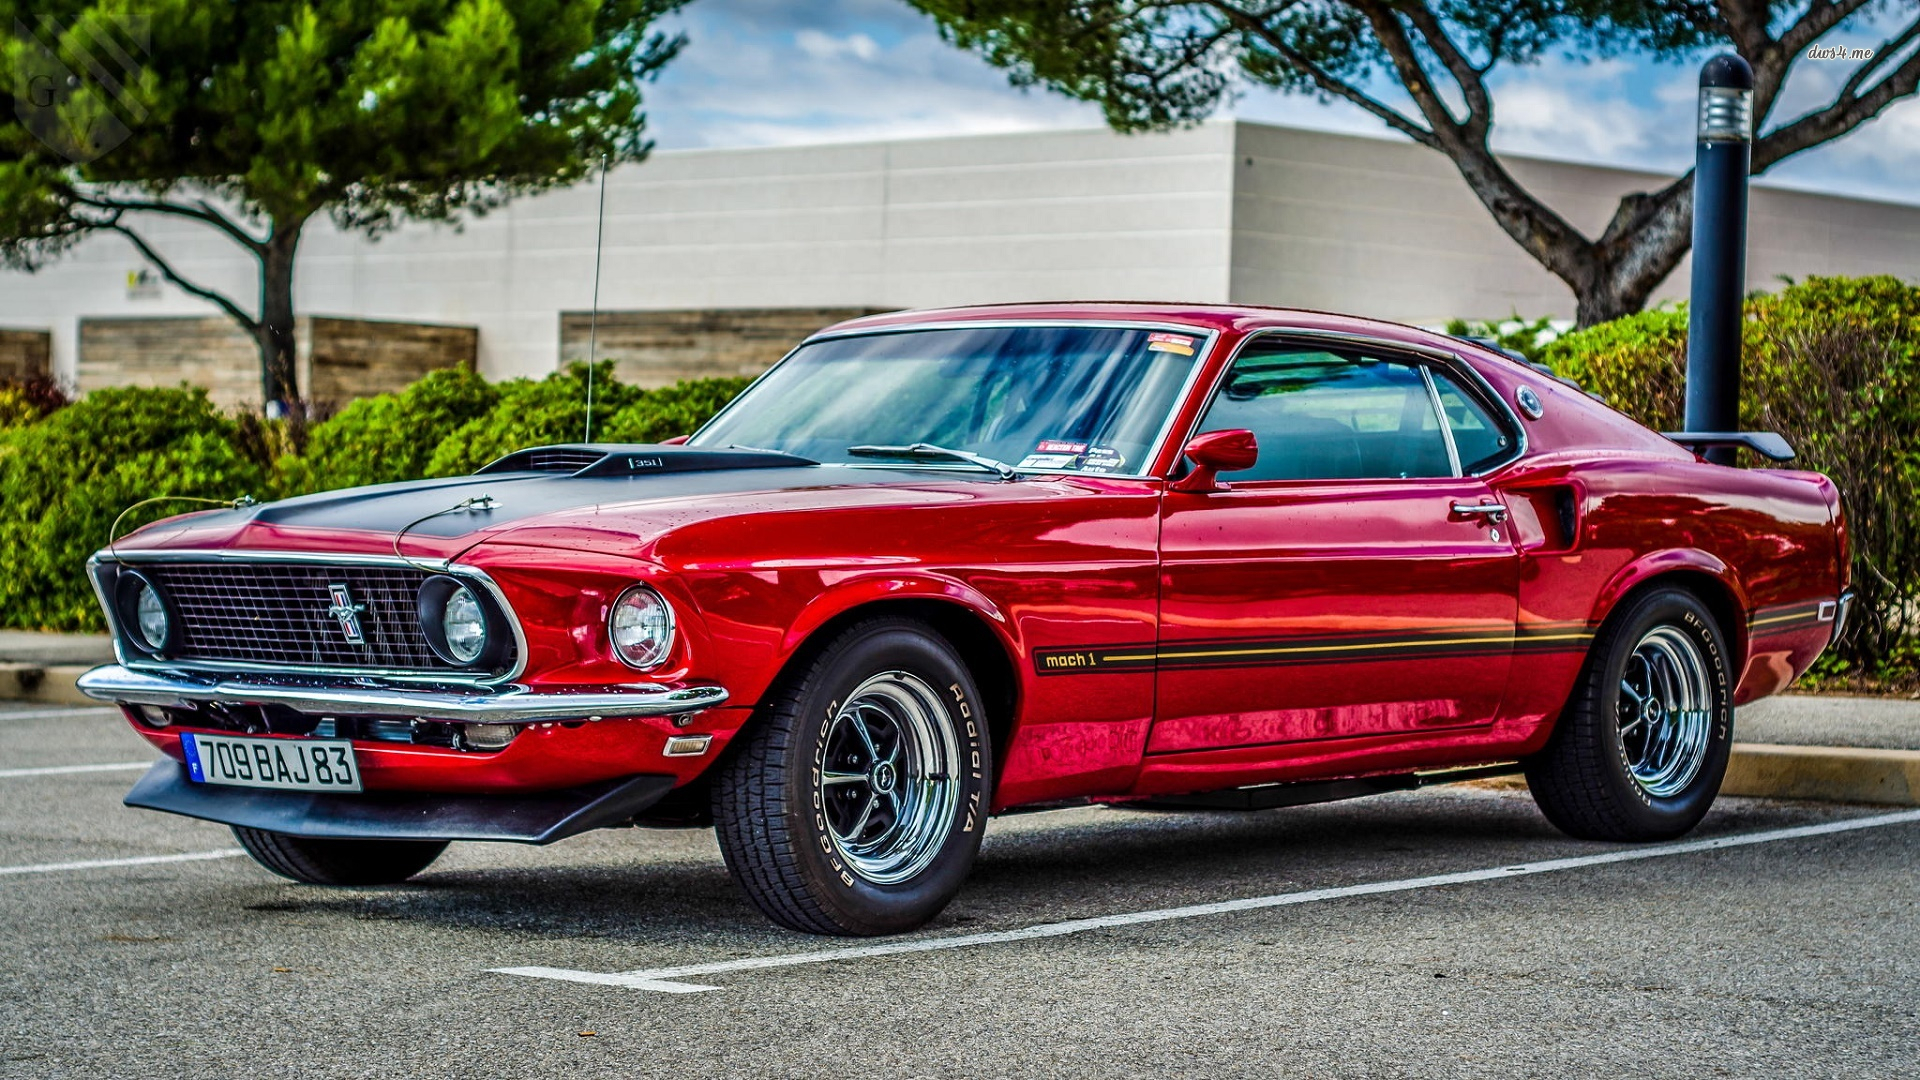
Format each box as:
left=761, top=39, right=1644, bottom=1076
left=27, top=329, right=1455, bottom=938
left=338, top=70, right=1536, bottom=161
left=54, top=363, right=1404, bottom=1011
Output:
left=478, top=444, right=818, bottom=478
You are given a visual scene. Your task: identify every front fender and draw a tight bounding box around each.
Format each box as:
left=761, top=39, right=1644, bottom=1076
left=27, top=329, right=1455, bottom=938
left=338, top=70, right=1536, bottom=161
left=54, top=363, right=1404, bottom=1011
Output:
left=778, top=573, right=1017, bottom=660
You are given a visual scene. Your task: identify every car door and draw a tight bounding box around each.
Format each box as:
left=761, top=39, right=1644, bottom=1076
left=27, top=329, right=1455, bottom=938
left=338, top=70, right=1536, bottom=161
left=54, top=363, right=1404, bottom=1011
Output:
left=1150, top=337, right=1521, bottom=755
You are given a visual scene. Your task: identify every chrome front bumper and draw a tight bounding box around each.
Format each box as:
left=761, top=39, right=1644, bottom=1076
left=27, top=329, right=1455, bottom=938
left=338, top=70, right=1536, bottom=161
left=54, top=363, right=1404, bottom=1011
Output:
left=77, top=664, right=728, bottom=724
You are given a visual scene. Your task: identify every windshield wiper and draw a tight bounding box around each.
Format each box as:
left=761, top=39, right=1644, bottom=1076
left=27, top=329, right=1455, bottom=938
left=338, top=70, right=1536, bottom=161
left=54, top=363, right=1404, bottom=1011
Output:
left=845, top=443, right=1019, bottom=480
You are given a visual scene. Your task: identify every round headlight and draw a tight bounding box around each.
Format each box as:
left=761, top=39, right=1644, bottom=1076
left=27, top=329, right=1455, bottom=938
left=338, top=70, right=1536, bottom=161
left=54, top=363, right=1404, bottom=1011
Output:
left=134, top=581, right=169, bottom=650
left=115, top=572, right=172, bottom=655
left=610, top=585, right=674, bottom=669
left=440, top=586, right=488, bottom=665
left=418, top=575, right=497, bottom=668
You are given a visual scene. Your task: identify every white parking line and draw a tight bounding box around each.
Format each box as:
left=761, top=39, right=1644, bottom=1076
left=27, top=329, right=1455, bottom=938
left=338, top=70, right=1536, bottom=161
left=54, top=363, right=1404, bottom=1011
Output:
left=0, top=707, right=118, bottom=721
left=0, top=849, right=244, bottom=877
left=495, top=808, right=1920, bottom=994
left=0, top=761, right=154, bottom=778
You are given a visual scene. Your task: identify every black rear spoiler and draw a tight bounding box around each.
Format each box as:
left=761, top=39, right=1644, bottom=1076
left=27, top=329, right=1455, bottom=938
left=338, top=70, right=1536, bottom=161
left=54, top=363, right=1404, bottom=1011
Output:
left=1662, top=431, right=1796, bottom=463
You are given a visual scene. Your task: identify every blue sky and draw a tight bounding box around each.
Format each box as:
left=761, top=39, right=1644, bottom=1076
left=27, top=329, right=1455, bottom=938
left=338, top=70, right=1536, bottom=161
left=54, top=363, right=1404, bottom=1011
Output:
left=638, top=0, right=1920, bottom=207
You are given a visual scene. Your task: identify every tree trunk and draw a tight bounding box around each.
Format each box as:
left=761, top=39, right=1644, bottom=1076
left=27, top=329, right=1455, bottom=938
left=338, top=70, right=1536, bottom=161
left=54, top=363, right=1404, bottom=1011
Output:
left=256, top=220, right=304, bottom=415
left=1568, top=179, right=1698, bottom=329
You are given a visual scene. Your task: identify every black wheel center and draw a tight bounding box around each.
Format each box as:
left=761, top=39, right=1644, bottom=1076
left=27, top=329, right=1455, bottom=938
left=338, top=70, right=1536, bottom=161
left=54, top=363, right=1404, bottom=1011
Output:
left=871, top=761, right=898, bottom=794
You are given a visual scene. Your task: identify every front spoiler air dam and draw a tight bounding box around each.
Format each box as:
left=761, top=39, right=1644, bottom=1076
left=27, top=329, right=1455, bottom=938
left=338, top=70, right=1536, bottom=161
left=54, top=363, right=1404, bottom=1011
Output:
left=76, top=664, right=728, bottom=724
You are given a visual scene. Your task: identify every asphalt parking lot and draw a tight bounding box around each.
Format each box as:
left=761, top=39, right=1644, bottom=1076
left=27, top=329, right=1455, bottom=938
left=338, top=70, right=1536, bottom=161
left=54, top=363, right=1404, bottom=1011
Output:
left=3, top=703, right=1916, bottom=1079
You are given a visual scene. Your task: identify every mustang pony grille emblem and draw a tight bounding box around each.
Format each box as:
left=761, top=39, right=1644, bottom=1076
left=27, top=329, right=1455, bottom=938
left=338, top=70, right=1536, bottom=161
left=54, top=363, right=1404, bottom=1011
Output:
left=325, top=583, right=368, bottom=645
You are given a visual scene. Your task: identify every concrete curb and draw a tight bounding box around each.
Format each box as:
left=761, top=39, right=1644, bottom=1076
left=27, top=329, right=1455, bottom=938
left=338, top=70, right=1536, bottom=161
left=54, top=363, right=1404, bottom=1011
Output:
left=1723, top=742, right=1920, bottom=807
left=0, top=663, right=94, bottom=707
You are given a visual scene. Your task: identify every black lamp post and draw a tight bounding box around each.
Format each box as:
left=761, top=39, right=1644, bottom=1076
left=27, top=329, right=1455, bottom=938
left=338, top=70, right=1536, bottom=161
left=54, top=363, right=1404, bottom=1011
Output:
left=1683, top=54, right=1755, bottom=465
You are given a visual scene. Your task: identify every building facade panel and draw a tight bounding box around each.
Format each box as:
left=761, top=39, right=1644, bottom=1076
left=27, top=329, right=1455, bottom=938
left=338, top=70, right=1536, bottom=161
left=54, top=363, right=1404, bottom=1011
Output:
left=3, top=120, right=1916, bottom=401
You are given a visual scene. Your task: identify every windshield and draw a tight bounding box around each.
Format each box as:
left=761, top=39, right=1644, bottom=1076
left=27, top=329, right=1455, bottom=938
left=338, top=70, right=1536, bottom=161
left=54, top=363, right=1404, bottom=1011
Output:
left=689, top=325, right=1202, bottom=475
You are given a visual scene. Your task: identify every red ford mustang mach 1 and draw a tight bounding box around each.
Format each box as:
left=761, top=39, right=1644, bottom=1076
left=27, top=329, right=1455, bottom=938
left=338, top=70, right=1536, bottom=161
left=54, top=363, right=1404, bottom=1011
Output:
left=81, top=303, right=1849, bottom=936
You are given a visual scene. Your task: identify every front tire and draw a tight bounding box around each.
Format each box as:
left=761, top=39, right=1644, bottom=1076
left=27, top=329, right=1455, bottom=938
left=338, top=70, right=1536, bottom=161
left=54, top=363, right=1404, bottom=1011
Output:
left=713, top=618, right=992, bottom=936
left=232, top=827, right=447, bottom=886
left=1526, top=588, right=1733, bottom=841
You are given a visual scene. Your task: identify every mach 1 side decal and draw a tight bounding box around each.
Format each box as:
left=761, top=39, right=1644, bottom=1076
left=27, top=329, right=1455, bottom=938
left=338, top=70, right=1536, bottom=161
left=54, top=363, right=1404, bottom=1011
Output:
left=1032, top=622, right=1597, bottom=676
left=1747, top=600, right=1835, bottom=633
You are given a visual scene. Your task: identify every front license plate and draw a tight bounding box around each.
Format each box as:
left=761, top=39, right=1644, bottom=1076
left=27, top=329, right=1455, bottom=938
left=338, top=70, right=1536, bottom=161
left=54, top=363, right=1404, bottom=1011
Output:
left=181, top=733, right=362, bottom=793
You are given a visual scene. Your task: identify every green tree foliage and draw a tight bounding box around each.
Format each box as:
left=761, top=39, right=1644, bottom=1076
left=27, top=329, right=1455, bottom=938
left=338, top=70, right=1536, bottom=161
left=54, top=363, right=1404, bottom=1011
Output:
left=0, top=387, right=266, bottom=630
left=0, top=0, right=687, bottom=409
left=910, top=1, right=1920, bottom=325
left=1545, top=276, right=1920, bottom=676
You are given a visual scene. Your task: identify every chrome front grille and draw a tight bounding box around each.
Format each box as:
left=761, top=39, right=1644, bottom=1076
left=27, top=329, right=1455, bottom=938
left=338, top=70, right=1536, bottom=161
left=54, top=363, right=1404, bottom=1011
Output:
left=135, top=562, right=510, bottom=675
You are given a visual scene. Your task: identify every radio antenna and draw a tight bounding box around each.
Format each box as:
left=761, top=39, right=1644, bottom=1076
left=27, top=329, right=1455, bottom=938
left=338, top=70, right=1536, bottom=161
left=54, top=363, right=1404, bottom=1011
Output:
left=583, top=153, right=610, bottom=444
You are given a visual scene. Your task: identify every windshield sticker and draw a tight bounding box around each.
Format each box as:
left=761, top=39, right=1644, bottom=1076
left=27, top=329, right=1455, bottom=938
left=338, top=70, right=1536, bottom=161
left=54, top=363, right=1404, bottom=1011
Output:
left=1035, top=439, right=1088, bottom=454
left=1080, top=446, right=1126, bottom=472
left=1018, top=453, right=1080, bottom=470
left=1147, top=332, right=1196, bottom=356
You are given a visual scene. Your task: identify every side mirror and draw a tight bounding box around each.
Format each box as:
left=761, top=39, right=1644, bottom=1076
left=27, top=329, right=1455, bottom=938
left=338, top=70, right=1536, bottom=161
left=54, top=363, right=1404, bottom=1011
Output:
left=661, top=435, right=690, bottom=445
left=1170, top=428, right=1258, bottom=493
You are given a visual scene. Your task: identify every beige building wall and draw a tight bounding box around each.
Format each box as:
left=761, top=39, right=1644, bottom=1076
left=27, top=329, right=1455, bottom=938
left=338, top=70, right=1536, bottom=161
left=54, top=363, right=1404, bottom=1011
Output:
left=559, top=307, right=887, bottom=387
left=78, top=315, right=475, bottom=409
left=1228, top=124, right=1920, bottom=323
left=6, top=120, right=1919, bottom=392
left=0, top=328, right=52, bottom=381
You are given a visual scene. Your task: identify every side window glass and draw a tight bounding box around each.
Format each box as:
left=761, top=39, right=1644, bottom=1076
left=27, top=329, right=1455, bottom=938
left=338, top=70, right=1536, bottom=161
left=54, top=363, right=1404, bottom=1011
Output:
left=1429, top=369, right=1517, bottom=473
left=1196, top=344, right=1453, bottom=481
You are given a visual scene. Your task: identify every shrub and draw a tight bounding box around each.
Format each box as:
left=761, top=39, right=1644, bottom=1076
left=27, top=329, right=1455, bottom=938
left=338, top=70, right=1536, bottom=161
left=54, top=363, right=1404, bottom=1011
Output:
left=0, top=375, right=72, bottom=429
left=1543, top=276, right=1920, bottom=676
left=0, top=387, right=264, bottom=631
left=423, top=362, right=646, bottom=476
left=276, top=366, right=498, bottom=495
left=600, top=376, right=754, bottom=443
left=1442, top=315, right=1562, bottom=365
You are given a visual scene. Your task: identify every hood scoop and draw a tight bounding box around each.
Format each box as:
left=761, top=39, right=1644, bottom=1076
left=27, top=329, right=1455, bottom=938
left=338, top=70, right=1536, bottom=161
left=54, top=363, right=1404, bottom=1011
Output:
left=477, top=444, right=818, bottom=478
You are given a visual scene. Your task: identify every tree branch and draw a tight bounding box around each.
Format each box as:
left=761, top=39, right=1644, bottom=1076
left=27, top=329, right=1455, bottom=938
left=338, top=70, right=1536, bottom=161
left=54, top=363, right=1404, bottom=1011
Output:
left=1754, top=41, right=1920, bottom=171
left=1202, top=0, right=1442, bottom=148
left=1738, top=0, right=1879, bottom=125
left=1351, top=1, right=1463, bottom=133
left=70, top=190, right=268, bottom=253
left=1779, top=0, right=1877, bottom=55
left=1394, top=2, right=1492, bottom=136
left=1837, top=15, right=1920, bottom=103
left=108, top=222, right=260, bottom=335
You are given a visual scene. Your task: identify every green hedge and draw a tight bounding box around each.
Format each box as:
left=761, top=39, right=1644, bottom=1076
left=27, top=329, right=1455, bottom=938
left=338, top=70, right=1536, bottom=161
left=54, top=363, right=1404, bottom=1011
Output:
left=1542, top=275, right=1920, bottom=676
left=0, top=387, right=268, bottom=631
left=0, top=367, right=752, bottom=632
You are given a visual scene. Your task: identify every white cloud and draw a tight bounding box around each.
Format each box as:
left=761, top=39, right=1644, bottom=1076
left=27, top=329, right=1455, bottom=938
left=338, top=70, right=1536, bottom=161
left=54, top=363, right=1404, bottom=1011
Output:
left=794, top=29, right=882, bottom=63
left=1490, top=81, right=1656, bottom=162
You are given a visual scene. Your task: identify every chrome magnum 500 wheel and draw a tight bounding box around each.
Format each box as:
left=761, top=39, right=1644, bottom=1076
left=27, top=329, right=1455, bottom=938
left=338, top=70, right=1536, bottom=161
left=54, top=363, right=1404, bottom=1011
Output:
left=1526, top=588, right=1733, bottom=842
left=713, top=617, right=991, bottom=936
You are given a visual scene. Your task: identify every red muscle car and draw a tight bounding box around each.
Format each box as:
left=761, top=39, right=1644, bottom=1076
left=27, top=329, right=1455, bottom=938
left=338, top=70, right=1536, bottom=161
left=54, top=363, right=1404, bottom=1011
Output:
left=80, top=303, right=1850, bottom=936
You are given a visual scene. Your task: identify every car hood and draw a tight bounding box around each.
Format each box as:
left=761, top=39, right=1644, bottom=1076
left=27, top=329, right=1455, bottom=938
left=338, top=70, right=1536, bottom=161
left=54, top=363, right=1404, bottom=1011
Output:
left=105, top=447, right=1090, bottom=564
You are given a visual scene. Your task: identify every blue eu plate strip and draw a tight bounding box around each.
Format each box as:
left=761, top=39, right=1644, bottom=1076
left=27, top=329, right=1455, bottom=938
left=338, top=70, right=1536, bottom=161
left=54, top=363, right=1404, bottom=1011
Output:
left=180, top=732, right=205, bottom=783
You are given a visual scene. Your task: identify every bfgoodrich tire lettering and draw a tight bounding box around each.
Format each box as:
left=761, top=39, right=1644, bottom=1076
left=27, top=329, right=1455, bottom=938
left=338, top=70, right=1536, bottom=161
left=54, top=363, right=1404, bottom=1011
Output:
left=712, top=617, right=992, bottom=936
left=231, top=827, right=447, bottom=886
left=1525, top=588, right=1733, bottom=842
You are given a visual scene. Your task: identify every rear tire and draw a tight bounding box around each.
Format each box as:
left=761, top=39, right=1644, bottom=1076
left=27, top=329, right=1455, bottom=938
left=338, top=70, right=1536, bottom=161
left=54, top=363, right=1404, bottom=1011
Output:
left=232, top=827, right=447, bottom=886
left=1526, top=587, right=1733, bottom=841
left=712, top=617, right=992, bottom=936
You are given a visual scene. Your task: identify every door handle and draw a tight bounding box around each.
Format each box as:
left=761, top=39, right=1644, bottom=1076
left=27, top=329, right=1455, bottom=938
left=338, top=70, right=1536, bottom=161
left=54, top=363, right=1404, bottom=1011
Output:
left=1450, top=500, right=1509, bottom=523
